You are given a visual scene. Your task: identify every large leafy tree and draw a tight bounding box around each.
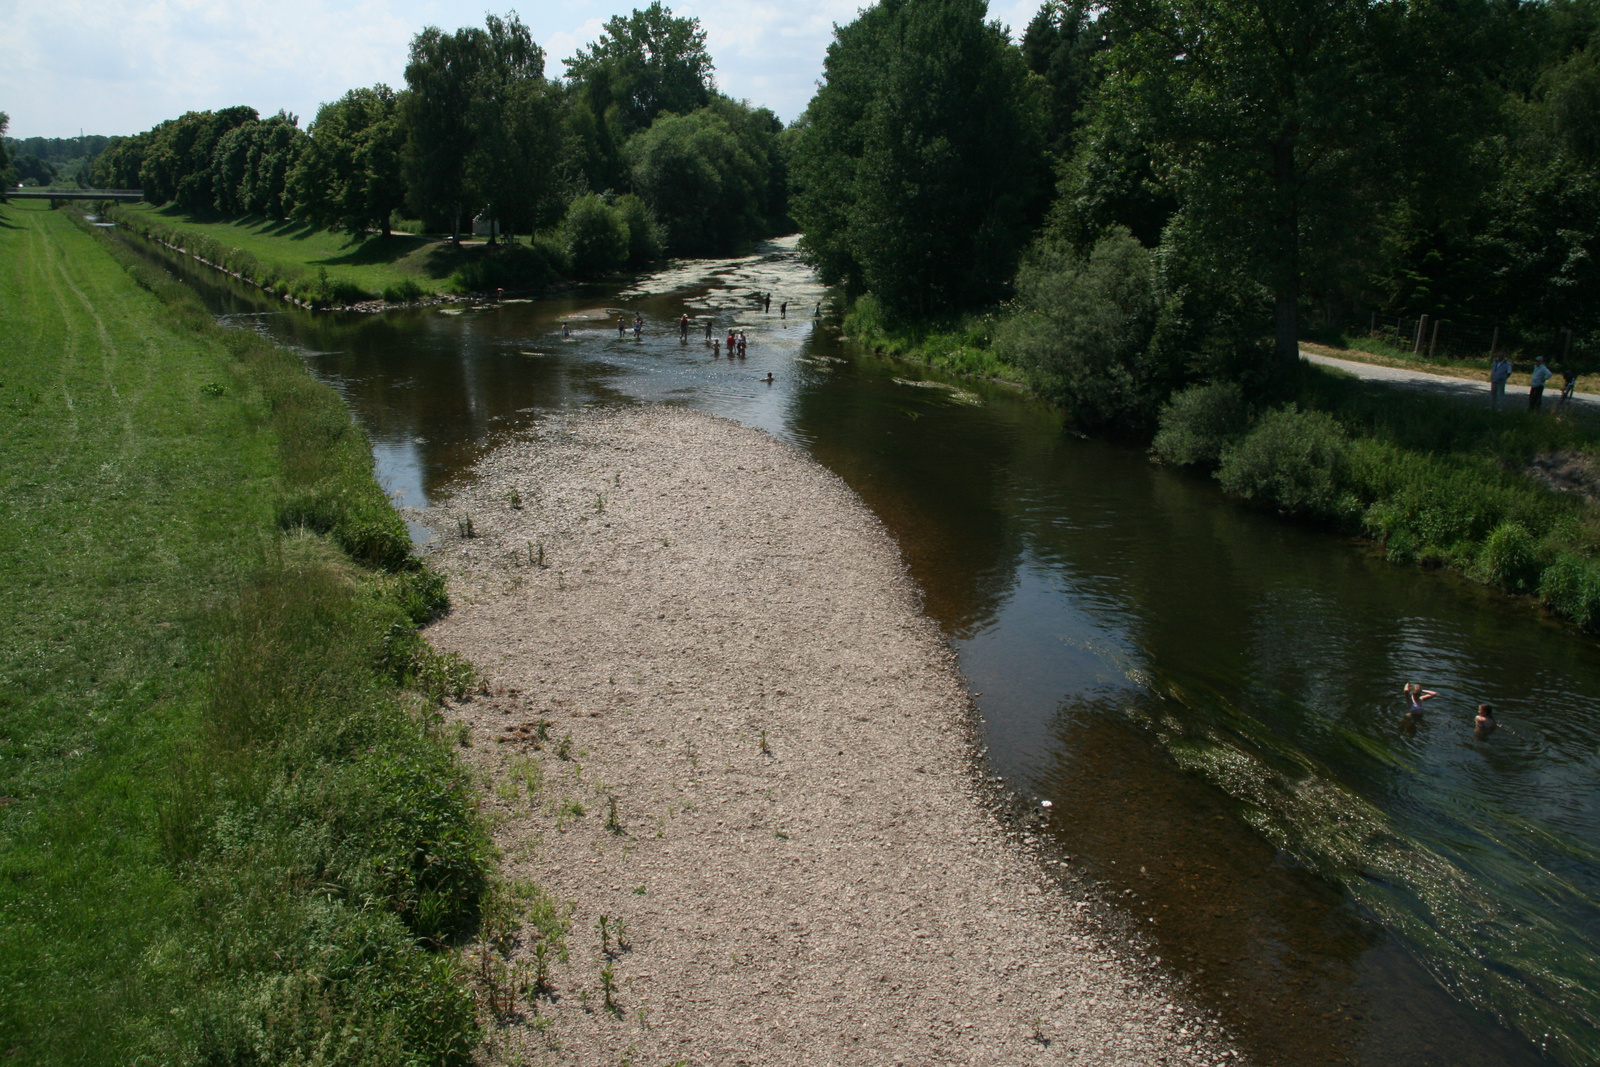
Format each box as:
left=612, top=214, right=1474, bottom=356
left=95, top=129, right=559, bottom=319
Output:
left=401, top=13, right=558, bottom=240
left=292, top=87, right=407, bottom=235
left=1021, top=0, right=1107, bottom=159
left=211, top=113, right=305, bottom=217
left=1093, top=0, right=1505, bottom=364
left=137, top=107, right=259, bottom=208
left=791, top=0, right=1049, bottom=318
left=564, top=3, right=714, bottom=137
left=625, top=99, right=777, bottom=255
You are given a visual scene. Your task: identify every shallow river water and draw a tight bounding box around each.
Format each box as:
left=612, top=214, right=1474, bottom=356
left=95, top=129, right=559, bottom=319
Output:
left=142, top=235, right=1600, bottom=1066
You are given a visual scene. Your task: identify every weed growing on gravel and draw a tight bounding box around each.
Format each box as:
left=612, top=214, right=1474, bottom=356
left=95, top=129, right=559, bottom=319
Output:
left=759, top=729, right=772, bottom=756
left=600, top=963, right=621, bottom=1015
left=595, top=493, right=605, bottom=513
left=605, top=794, right=624, bottom=834
left=556, top=798, right=586, bottom=828
left=458, top=513, right=477, bottom=538
left=508, top=753, right=544, bottom=802
left=555, top=733, right=574, bottom=760
left=598, top=915, right=613, bottom=955
left=532, top=941, right=553, bottom=996
left=507, top=489, right=522, bottom=509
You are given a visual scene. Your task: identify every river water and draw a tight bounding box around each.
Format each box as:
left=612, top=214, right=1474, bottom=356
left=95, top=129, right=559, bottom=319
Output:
left=140, top=235, right=1600, bottom=1066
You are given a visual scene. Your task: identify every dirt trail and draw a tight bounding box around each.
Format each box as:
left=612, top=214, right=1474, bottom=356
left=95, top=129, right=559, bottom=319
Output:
left=425, top=406, right=1234, bottom=1066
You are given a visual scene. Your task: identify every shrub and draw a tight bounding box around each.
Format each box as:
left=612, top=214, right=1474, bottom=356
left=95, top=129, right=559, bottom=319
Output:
left=382, top=277, right=426, bottom=303
left=1538, top=552, right=1600, bottom=630
left=1217, top=406, right=1354, bottom=520
left=1151, top=382, right=1250, bottom=468
left=561, top=193, right=629, bottom=278
left=449, top=236, right=567, bottom=293
left=995, top=227, right=1164, bottom=432
left=615, top=193, right=665, bottom=268
left=1471, top=521, right=1544, bottom=593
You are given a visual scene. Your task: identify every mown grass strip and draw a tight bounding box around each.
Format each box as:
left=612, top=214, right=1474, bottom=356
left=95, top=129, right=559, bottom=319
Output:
left=0, top=200, right=492, bottom=1064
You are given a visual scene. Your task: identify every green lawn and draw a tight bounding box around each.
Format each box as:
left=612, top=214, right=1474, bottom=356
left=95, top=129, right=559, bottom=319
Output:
left=0, top=201, right=488, bottom=1064
left=117, top=202, right=455, bottom=298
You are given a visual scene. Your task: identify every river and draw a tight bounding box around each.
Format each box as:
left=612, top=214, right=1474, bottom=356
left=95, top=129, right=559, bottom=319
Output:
left=136, top=234, right=1599, bottom=1066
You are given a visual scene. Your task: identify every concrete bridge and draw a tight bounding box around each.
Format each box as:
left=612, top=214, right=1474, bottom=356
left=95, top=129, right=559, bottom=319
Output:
left=7, top=187, right=144, bottom=202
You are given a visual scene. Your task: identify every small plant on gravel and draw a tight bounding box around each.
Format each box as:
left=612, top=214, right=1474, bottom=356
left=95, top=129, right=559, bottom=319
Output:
left=457, top=513, right=476, bottom=538
left=595, top=493, right=605, bottom=513
left=455, top=721, right=472, bottom=747
left=604, top=794, right=623, bottom=834
left=598, top=915, right=613, bottom=955
left=600, top=963, right=620, bottom=1016
left=1031, top=1015, right=1049, bottom=1045
left=555, top=798, right=586, bottom=828
left=507, top=489, right=522, bottom=509
left=683, top=739, right=698, bottom=768
left=531, top=940, right=552, bottom=996
left=529, top=540, right=545, bottom=567
left=554, top=733, right=573, bottom=760
left=759, top=729, right=772, bottom=756
left=612, top=915, right=629, bottom=949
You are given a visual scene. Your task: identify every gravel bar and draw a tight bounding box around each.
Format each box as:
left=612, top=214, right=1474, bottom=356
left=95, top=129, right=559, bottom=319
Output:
left=424, top=405, right=1238, bottom=1066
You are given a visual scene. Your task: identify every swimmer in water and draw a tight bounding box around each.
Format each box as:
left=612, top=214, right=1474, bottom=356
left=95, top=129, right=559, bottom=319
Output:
left=761, top=372, right=774, bottom=383
left=679, top=313, right=689, bottom=338
left=1475, top=704, right=1498, bottom=741
left=704, top=318, right=713, bottom=341
left=562, top=321, right=570, bottom=337
left=1399, top=682, right=1437, bottom=736
left=726, top=329, right=736, bottom=350
left=618, top=318, right=626, bottom=337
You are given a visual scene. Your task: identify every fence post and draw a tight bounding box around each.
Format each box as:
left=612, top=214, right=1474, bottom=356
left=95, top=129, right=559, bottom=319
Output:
left=1491, top=326, right=1499, bottom=356
left=1414, top=314, right=1428, bottom=355
left=1370, top=311, right=1376, bottom=335
left=1429, top=318, right=1441, bottom=358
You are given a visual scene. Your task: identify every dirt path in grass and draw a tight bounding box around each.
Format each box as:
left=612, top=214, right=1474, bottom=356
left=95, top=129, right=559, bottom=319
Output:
left=423, top=405, right=1234, bottom=1067
left=1300, top=347, right=1600, bottom=412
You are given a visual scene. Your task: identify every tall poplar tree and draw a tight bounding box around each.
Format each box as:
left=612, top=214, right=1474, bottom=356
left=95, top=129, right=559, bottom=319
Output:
left=791, top=0, right=1048, bottom=319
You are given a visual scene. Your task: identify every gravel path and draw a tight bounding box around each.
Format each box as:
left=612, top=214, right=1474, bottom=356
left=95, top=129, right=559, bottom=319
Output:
left=423, top=406, right=1236, bottom=1067
left=1301, top=349, right=1600, bottom=412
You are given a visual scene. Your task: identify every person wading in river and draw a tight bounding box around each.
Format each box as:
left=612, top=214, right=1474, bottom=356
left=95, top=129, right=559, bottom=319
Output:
left=1400, top=682, right=1438, bottom=737
left=1475, top=704, right=1498, bottom=741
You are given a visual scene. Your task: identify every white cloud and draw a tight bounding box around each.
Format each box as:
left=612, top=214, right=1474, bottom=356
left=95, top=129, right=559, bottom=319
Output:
left=0, top=0, right=1042, bottom=138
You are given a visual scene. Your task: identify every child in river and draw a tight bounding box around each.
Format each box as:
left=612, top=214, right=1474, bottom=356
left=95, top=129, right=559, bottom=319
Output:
left=1475, top=704, right=1498, bottom=741
left=1399, top=682, right=1438, bottom=736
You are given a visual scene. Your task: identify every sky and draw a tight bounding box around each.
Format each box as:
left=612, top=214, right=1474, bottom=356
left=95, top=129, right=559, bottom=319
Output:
left=0, top=0, right=1042, bottom=140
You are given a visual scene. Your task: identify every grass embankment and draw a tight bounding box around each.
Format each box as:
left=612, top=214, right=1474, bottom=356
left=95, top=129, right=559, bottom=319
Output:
left=107, top=203, right=572, bottom=308
left=842, top=293, right=1024, bottom=383
left=840, top=291, right=1600, bottom=632
left=0, top=200, right=499, bottom=1064
left=1155, top=369, right=1600, bottom=629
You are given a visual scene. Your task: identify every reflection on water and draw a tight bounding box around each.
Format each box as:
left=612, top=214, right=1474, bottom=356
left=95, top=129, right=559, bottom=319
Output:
left=137, top=233, right=1600, bottom=1066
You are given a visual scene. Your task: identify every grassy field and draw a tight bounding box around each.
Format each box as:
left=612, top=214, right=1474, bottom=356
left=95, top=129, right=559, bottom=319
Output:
left=0, top=201, right=496, bottom=1063
left=113, top=202, right=458, bottom=302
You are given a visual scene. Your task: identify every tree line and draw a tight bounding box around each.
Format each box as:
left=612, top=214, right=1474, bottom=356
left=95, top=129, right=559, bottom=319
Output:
left=791, top=0, right=1600, bottom=431
left=87, top=4, right=790, bottom=274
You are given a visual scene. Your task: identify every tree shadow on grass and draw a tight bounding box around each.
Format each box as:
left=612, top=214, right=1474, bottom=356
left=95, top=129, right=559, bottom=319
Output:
left=317, top=233, right=436, bottom=268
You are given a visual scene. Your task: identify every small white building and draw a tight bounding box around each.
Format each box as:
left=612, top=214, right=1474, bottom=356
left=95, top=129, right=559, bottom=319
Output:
left=471, top=212, right=500, bottom=239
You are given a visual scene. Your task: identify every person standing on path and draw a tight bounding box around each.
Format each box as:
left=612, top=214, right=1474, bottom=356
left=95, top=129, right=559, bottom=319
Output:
left=780, top=300, right=787, bottom=319
left=1490, top=353, right=1512, bottom=410
left=1558, top=366, right=1578, bottom=412
left=1530, top=356, right=1553, bottom=411
left=764, top=293, right=771, bottom=313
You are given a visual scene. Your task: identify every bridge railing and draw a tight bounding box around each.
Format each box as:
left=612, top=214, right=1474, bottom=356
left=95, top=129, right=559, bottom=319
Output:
left=6, top=187, right=145, bottom=200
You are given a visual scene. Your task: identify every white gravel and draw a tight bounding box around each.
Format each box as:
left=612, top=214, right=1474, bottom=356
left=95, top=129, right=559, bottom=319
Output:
left=423, top=405, right=1239, bottom=1066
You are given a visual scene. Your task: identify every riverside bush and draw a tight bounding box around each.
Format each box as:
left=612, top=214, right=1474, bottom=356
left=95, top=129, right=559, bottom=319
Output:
left=1151, top=382, right=1249, bottom=468
left=449, top=235, right=568, bottom=293
left=996, top=227, right=1165, bottom=432
left=1471, top=521, right=1544, bottom=593
left=1539, top=552, right=1600, bottom=629
left=562, top=192, right=630, bottom=278
left=1217, top=406, right=1356, bottom=519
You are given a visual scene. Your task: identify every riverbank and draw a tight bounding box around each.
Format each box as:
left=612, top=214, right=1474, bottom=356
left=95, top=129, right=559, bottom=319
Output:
left=422, top=405, right=1231, bottom=1065
left=0, top=200, right=492, bottom=1064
